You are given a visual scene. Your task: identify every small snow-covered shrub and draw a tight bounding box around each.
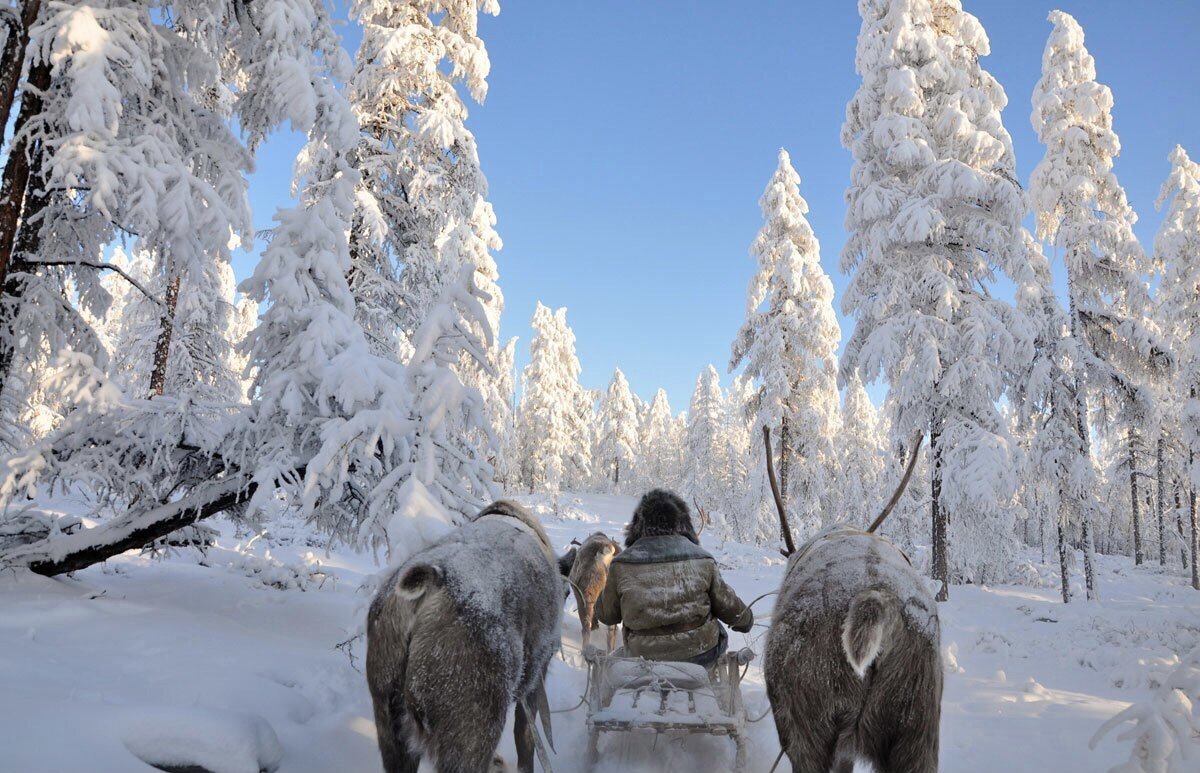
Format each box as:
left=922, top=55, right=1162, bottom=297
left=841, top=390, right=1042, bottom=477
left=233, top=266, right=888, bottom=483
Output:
left=215, top=551, right=331, bottom=592
left=1091, top=645, right=1200, bottom=773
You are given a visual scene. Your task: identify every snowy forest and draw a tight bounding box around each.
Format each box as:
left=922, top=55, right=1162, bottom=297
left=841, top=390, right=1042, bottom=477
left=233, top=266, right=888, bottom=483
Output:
left=0, top=1, right=1198, bottom=772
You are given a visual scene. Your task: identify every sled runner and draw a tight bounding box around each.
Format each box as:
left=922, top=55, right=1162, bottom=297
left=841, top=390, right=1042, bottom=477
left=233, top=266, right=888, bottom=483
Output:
left=582, top=645, right=755, bottom=773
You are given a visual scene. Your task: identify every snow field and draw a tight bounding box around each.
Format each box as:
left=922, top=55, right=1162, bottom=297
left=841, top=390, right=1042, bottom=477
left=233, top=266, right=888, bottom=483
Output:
left=1, top=493, right=1197, bottom=772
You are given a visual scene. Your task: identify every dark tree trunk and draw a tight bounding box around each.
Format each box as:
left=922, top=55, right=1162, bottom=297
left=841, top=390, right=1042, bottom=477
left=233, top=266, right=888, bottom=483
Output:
left=1157, top=434, right=1167, bottom=566
left=0, top=2, right=42, bottom=150
left=1057, top=517, right=1071, bottom=604
left=1065, top=277, right=1099, bottom=600
left=1175, top=482, right=1187, bottom=569
left=1129, top=435, right=1142, bottom=565
left=1191, top=447, right=1199, bottom=591
left=147, top=274, right=181, bottom=397
left=1073, top=387, right=1098, bottom=599
left=931, top=417, right=948, bottom=602
left=778, top=415, right=789, bottom=510
left=0, top=47, right=51, bottom=397
left=613, top=456, right=619, bottom=486
left=0, top=53, right=49, bottom=297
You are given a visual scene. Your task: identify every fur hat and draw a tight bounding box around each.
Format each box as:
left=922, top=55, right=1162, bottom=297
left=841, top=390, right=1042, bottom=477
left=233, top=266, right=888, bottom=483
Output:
left=624, top=489, right=699, bottom=547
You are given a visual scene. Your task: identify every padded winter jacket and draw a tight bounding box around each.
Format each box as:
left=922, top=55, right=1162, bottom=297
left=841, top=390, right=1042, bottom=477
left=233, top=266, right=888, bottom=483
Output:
left=595, top=534, right=752, bottom=661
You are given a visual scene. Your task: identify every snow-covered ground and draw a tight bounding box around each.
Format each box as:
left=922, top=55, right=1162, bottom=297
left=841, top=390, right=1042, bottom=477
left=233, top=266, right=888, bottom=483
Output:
left=1, top=492, right=1197, bottom=772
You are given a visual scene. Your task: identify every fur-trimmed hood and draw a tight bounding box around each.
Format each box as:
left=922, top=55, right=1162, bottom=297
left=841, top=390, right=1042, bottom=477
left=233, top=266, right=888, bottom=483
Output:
left=624, top=489, right=699, bottom=547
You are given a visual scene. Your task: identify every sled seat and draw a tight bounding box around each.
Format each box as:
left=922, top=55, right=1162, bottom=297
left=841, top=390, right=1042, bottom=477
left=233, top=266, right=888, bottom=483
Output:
left=583, top=647, right=755, bottom=772
left=603, top=659, right=711, bottom=690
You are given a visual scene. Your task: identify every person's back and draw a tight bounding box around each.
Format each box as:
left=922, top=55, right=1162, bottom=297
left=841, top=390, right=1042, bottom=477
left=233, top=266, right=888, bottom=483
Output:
left=597, top=490, right=752, bottom=667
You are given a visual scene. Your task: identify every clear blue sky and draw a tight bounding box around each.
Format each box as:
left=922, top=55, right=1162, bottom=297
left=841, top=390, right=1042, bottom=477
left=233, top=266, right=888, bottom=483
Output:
left=233, top=0, right=1200, bottom=413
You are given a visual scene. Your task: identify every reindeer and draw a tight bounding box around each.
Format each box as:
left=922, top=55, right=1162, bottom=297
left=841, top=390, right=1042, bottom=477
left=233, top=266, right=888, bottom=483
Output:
left=366, top=501, right=562, bottom=773
left=763, top=430, right=942, bottom=773
left=565, top=531, right=621, bottom=651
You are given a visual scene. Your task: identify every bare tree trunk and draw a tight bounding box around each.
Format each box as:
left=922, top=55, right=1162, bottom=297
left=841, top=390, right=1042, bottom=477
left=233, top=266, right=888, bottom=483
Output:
left=0, top=51, right=48, bottom=295
left=1191, top=446, right=1199, bottom=591
left=1057, top=515, right=1071, bottom=603
left=147, top=274, right=181, bottom=397
left=1129, top=434, right=1143, bottom=564
left=0, top=2, right=43, bottom=144
left=778, top=415, right=789, bottom=510
left=931, top=416, right=948, bottom=602
left=0, top=50, right=50, bottom=397
left=1177, top=482, right=1188, bottom=569
left=1066, top=277, right=1099, bottom=600
left=1157, top=434, right=1167, bottom=566
left=1073, top=388, right=1099, bottom=600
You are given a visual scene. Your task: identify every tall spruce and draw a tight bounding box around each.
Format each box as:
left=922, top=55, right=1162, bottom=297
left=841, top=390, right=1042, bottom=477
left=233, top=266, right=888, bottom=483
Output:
left=730, top=149, right=841, bottom=540
left=1030, top=10, right=1171, bottom=598
left=841, top=0, right=1035, bottom=598
left=1156, top=145, right=1200, bottom=590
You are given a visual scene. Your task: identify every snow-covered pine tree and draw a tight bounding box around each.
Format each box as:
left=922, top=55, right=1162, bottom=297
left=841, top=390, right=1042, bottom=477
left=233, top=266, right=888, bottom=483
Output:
left=684, top=365, right=731, bottom=530
left=841, top=0, right=1036, bottom=598
left=730, top=148, right=841, bottom=542
left=1030, top=9, right=1172, bottom=597
left=838, top=374, right=887, bottom=529
left=0, top=0, right=473, bottom=574
left=1155, top=145, right=1200, bottom=590
left=725, top=372, right=755, bottom=542
left=0, top=1, right=254, bottom=433
left=595, top=368, right=640, bottom=493
left=516, top=303, right=590, bottom=504
left=638, top=388, right=682, bottom=493
left=349, top=0, right=508, bottom=495
left=1014, top=229, right=1097, bottom=602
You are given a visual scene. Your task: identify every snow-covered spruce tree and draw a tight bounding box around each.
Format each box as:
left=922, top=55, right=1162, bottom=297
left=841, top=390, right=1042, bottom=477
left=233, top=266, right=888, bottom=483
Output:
left=724, top=372, right=755, bottom=542
left=349, top=0, right=509, bottom=484
left=638, top=388, right=682, bottom=493
left=1014, top=230, right=1097, bottom=602
left=1156, top=145, right=1200, bottom=590
left=595, top=368, right=640, bottom=493
left=684, top=365, right=731, bottom=530
left=515, top=303, right=590, bottom=504
left=0, top=1, right=254, bottom=436
left=841, top=0, right=1037, bottom=599
left=730, top=149, right=841, bottom=542
left=1030, top=9, right=1172, bottom=596
left=0, top=0, right=470, bottom=574
left=838, top=373, right=887, bottom=529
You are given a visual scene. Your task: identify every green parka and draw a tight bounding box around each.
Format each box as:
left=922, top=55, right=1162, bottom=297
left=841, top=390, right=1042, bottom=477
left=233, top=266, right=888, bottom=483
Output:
left=596, top=534, right=752, bottom=661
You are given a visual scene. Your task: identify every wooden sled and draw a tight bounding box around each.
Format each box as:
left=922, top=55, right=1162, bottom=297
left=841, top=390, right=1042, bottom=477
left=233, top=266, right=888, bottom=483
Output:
left=582, top=645, right=755, bottom=773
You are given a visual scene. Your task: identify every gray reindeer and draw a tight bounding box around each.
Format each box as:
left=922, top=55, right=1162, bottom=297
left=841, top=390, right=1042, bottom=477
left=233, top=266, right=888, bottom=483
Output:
left=565, top=532, right=621, bottom=651
left=764, top=528, right=942, bottom=773
left=366, top=500, right=563, bottom=773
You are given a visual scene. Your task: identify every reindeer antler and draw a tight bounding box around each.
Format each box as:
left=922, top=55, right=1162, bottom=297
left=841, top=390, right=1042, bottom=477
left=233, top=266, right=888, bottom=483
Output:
left=866, top=431, right=925, bottom=534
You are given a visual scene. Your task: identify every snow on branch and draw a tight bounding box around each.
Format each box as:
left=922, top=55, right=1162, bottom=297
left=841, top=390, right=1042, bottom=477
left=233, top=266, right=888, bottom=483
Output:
left=1091, top=645, right=1200, bottom=773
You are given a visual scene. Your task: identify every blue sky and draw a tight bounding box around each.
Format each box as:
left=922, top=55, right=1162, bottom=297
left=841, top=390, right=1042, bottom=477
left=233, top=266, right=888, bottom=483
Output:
left=233, top=0, right=1200, bottom=412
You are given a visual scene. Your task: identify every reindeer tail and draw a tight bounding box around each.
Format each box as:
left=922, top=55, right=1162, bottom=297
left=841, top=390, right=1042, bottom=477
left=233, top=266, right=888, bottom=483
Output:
left=841, top=589, right=898, bottom=678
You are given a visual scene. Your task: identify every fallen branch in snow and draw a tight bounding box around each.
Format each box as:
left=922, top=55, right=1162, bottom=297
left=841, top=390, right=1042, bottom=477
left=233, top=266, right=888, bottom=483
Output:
left=1090, top=644, right=1200, bottom=773
left=1, top=475, right=257, bottom=576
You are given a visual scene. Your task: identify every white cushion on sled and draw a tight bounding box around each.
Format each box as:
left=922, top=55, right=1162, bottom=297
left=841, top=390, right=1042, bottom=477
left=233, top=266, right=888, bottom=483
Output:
left=605, top=659, right=711, bottom=691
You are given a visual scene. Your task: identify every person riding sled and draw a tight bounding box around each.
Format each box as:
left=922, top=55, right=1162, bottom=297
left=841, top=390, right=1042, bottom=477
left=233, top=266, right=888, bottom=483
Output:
left=596, top=489, right=753, bottom=668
